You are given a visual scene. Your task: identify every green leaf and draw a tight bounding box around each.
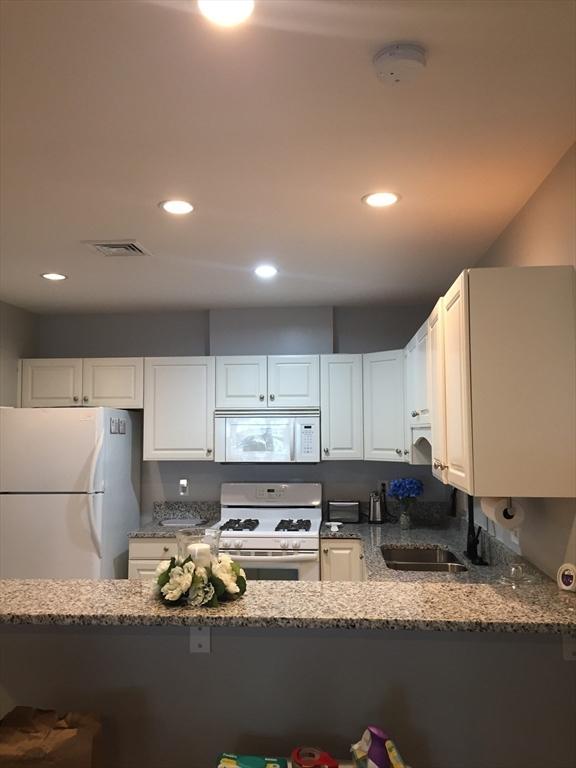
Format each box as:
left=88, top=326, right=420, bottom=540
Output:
left=157, top=569, right=171, bottom=589
left=205, top=593, right=219, bottom=608
left=236, top=575, right=247, bottom=596
left=210, top=575, right=227, bottom=598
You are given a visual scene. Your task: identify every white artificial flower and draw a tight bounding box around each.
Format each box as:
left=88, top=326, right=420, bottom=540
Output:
left=183, top=561, right=195, bottom=575
left=160, top=565, right=192, bottom=602
left=212, top=558, right=239, bottom=594
left=155, top=560, right=171, bottom=577
left=239, top=568, right=246, bottom=580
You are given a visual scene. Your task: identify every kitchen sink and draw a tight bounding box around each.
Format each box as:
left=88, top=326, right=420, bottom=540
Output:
left=381, top=545, right=468, bottom=573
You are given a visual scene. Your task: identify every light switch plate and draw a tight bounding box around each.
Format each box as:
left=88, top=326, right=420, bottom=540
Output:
left=189, top=627, right=211, bottom=654
left=118, top=419, right=126, bottom=434
left=109, top=417, right=118, bottom=434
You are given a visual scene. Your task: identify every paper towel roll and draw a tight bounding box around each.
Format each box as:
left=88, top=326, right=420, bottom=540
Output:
left=480, top=497, right=525, bottom=530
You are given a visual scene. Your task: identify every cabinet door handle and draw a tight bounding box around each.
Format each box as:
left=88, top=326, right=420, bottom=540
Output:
left=73, top=396, right=79, bottom=402
left=322, top=549, right=329, bottom=555
left=206, top=448, right=212, bottom=455
left=269, top=394, right=275, bottom=401
left=83, top=395, right=89, bottom=403
left=403, top=449, right=409, bottom=455
left=360, top=554, right=364, bottom=560
left=163, top=546, right=169, bottom=553
left=323, top=448, right=329, bottom=455
left=411, top=410, right=420, bottom=417
left=259, top=394, right=265, bottom=401
left=395, top=448, right=402, bottom=455
left=433, top=460, right=441, bottom=469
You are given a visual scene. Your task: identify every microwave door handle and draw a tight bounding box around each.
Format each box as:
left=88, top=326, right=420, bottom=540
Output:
left=290, top=421, right=296, bottom=462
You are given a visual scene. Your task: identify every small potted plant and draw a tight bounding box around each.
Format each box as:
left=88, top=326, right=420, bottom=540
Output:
left=387, top=478, right=424, bottom=529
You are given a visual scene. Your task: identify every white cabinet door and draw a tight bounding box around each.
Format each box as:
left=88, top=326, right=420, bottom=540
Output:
left=405, top=322, right=429, bottom=428
left=21, top=359, right=82, bottom=407
left=320, top=355, right=363, bottom=460
left=321, top=539, right=366, bottom=581
left=128, top=559, right=163, bottom=581
left=215, top=356, right=267, bottom=409
left=267, top=355, right=319, bottom=408
left=427, top=298, right=448, bottom=483
left=363, top=350, right=405, bottom=461
left=82, top=358, right=143, bottom=408
left=143, top=357, right=215, bottom=461
left=443, top=273, right=474, bottom=493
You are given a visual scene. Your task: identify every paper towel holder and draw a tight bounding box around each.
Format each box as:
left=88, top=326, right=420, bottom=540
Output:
left=465, top=495, right=488, bottom=566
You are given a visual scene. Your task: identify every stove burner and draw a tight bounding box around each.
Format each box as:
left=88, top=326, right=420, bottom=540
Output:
left=220, top=518, right=260, bottom=532
left=275, top=519, right=312, bottom=532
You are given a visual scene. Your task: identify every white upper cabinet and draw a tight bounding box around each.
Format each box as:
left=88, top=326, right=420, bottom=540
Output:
left=21, top=359, right=83, bottom=408
left=82, top=358, right=143, bottom=408
left=443, top=272, right=474, bottom=494
left=431, top=266, right=576, bottom=498
left=405, top=321, right=429, bottom=427
left=143, top=357, right=215, bottom=461
left=21, top=358, right=143, bottom=409
left=320, top=354, right=363, bottom=460
left=363, top=350, right=405, bottom=462
left=215, top=356, right=267, bottom=409
left=216, top=355, right=319, bottom=409
left=427, top=297, right=448, bottom=483
left=267, top=355, right=319, bottom=408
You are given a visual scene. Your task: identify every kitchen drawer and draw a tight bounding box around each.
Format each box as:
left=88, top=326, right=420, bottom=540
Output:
left=128, top=559, right=165, bottom=581
left=128, top=538, right=177, bottom=560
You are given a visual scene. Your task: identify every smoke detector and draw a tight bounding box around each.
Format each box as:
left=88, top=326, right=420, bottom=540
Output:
left=373, top=43, right=427, bottom=84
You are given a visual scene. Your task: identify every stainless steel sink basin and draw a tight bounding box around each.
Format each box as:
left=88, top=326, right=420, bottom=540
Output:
left=381, top=545, right=468, bottom=573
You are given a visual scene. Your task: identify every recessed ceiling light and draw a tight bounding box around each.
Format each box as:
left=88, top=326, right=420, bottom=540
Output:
left=362, top=192, right=399, bottom=208
left=254, top=264, right=277, bottom=279
left=198, top=0, right=254, bottom=26
left=159, top=200, right=194, bottom=215
left=41, top=272, right=67, bottom=281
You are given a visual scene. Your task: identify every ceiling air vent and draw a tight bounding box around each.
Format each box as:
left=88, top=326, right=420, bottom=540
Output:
left=84, top=240, right=151, bottom=257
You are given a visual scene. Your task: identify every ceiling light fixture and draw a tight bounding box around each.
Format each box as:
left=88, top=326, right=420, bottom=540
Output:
left=254, top=264, right=277, bottom=279
left=198, top=0, right=254, bottom=26
left=41, top=272, right=67, bottom=281
left=159, top=200, right=194, bottom=215
left=362, top=192, right=399, bottom=208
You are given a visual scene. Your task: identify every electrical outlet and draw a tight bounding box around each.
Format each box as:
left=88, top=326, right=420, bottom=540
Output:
left=510, top=529, right=520, bottom=546
left=109, top=417, right=118, bottom=434
left=118, top=418, right=126, bottom=434
left=189, top=627, right=211, bottom=654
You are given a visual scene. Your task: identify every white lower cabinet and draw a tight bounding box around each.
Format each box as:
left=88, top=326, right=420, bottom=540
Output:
left=143, top=357, right=215, bottom=461
left=321, top=539, right=366, bottom=581
left=320, top=354, right=363, bottom=460
left=363, top=350, right=405, bottom=461
left=128, top=538, right=177, bottom=580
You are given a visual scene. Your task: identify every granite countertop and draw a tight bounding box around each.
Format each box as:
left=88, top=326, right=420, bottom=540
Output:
left=0, top=577, right=574, bottom=634
left=4, top=509, right=574, bottom=634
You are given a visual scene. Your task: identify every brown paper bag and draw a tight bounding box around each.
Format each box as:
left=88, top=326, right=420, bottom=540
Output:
left=0, top=706, right=101, bottom=767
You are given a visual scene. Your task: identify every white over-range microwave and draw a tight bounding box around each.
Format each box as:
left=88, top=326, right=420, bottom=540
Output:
left=214, top=411, right=320, bottom=463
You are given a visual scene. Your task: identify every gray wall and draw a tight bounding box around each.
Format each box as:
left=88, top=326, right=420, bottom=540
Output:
left=35, top=310, right=210, bottom=357
left=209, top=307, right=334, bottom=354
left=472, top=142, right=576, bottom=578
left=334, top=304, right=432, bottom=352
left=1, top=624, right=573, bottom=768
left=141, top=461, right=449, bottom=522
left=0, top=301, right=37, bottom=406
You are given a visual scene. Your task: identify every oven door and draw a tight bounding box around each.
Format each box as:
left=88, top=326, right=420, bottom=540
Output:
left=227, top=550, right=319, bottom=581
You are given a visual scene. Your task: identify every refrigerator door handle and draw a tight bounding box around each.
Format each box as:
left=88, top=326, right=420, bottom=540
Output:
left=89, top=430, right=104, bottom=493
left=88, top=492, right=102, bottom=559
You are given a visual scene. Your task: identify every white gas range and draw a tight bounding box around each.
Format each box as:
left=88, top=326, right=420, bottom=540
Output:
left=209, top=482, right=322, bottom=581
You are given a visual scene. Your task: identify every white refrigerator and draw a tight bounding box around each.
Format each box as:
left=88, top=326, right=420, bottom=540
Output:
left=0, top=407, right=141, bottom=579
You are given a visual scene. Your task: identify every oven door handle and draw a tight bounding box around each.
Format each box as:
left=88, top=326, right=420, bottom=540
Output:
left=229, top=553, right=318, bottom=564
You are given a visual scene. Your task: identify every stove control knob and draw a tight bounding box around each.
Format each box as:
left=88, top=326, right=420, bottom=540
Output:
left=234, top=540, right=243, bottom=549
left=280, top=539, right=289, bottom=549
left=222, top=540, right=231, bottom=549
left=292, top=540, right=301, bottom=550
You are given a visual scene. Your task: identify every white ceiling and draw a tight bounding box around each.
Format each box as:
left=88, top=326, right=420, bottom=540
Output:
left=1, top=0, right=574, bottom=313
